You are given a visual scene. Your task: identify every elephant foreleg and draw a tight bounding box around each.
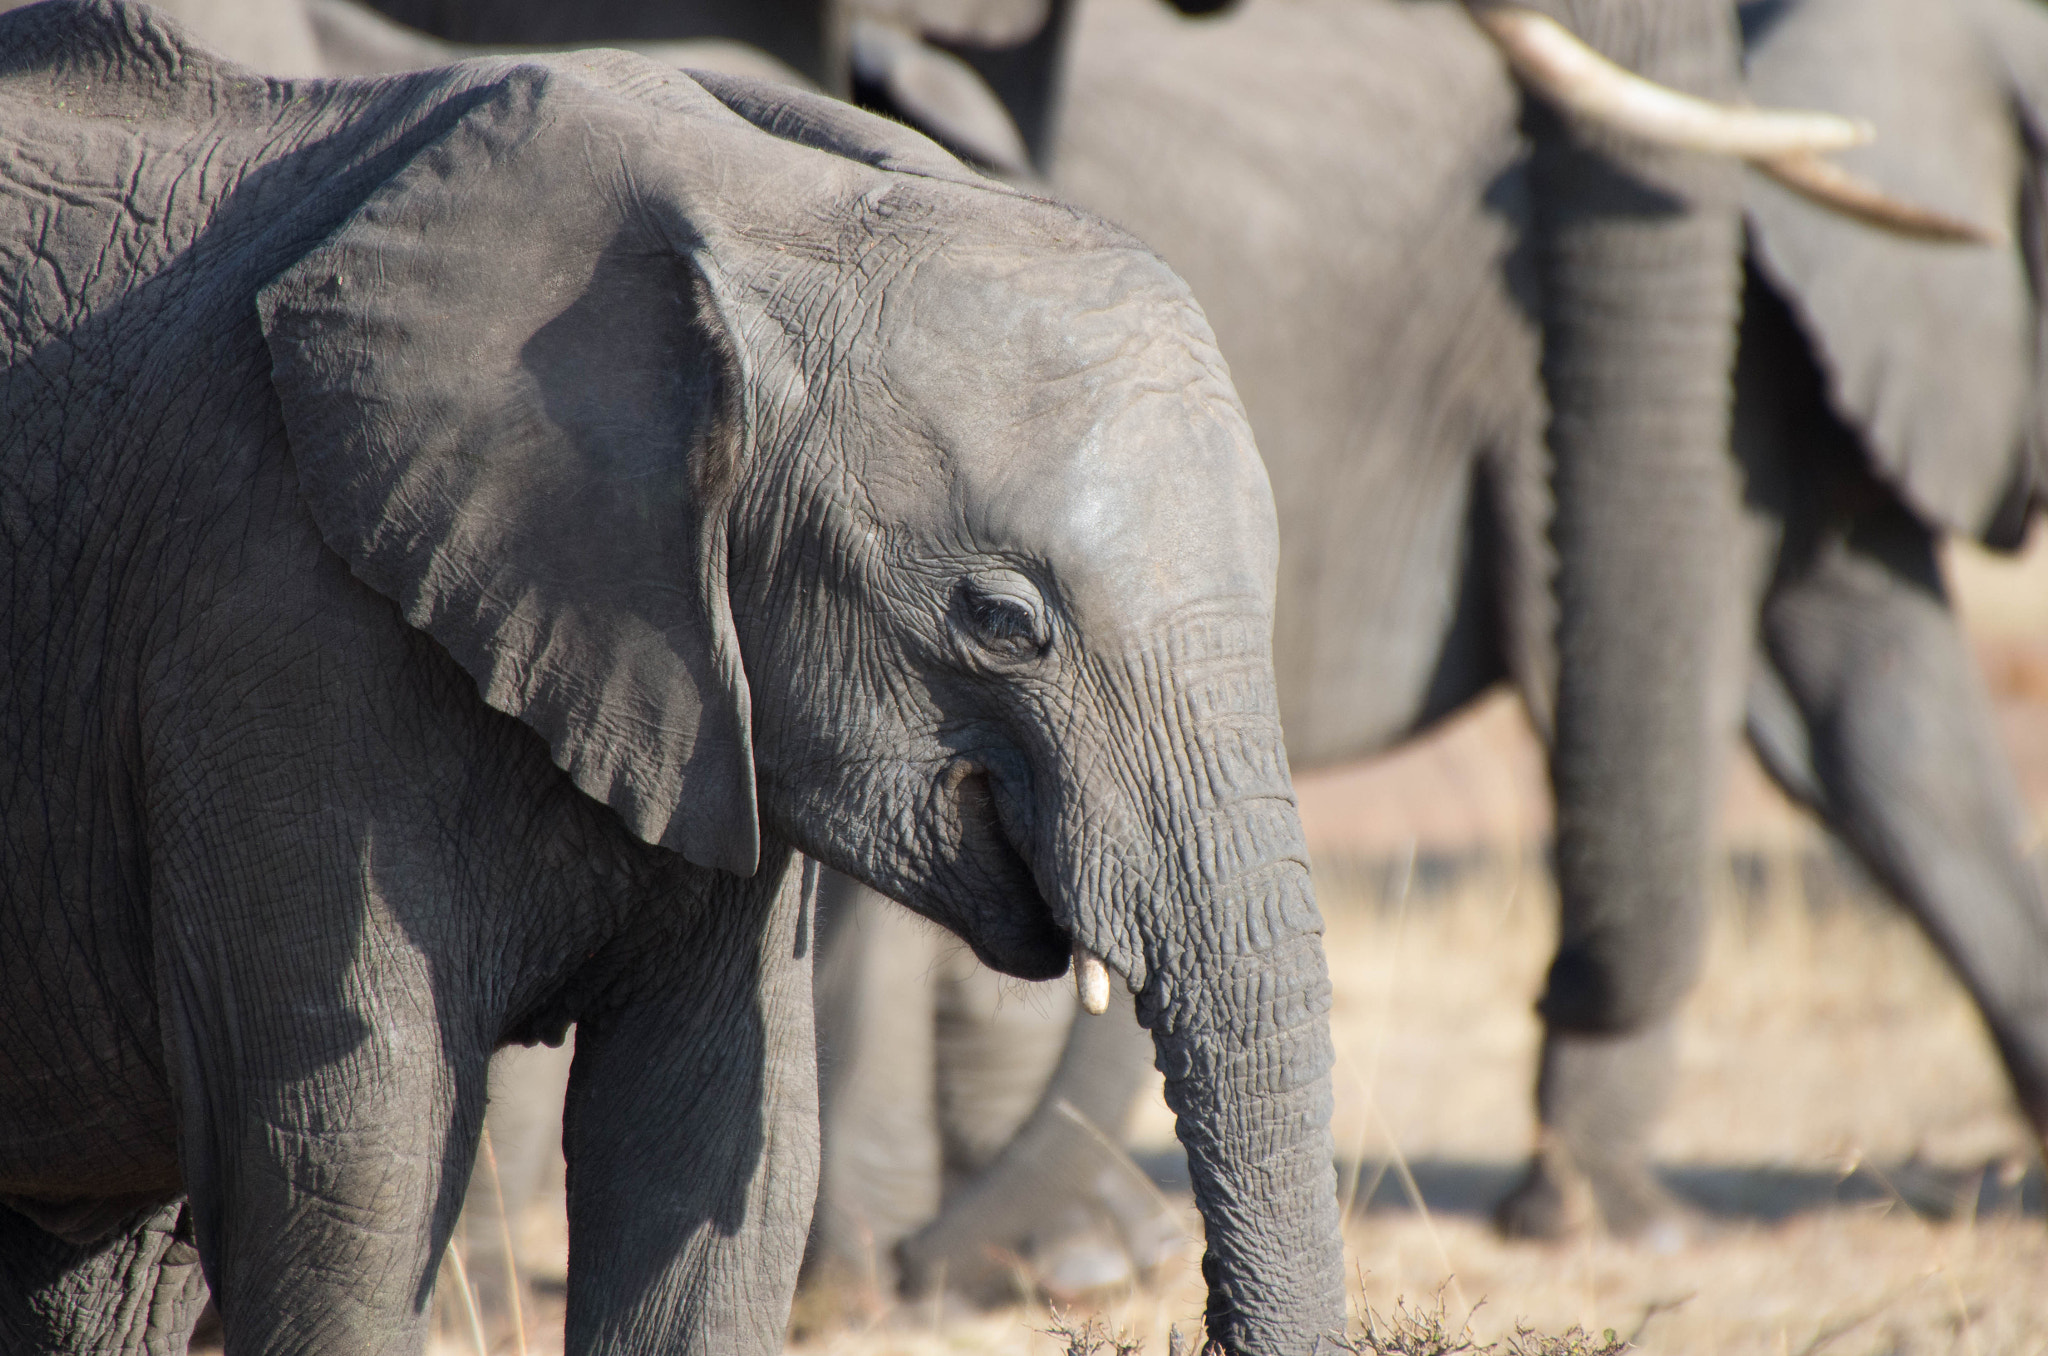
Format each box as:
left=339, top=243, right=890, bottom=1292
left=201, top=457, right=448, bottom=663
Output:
left=896, top=981, right=1173, bottom=1304
left=808, top=870, right=1171, bottom=1306
left=561, top=850, right=818, bottom=1356
left=158, top=873, right=492, bottom=1352
left=807, top=873, right=944, bottom=1297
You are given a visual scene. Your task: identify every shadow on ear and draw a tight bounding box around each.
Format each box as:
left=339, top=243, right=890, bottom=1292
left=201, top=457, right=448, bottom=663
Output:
left=258, top=70, right=759, bottom=874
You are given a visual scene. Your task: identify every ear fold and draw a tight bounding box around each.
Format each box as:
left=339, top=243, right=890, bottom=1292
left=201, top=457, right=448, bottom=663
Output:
left=258, top=69, right=760, bottom=874
left=1741, top=0, right=2039, bottom=544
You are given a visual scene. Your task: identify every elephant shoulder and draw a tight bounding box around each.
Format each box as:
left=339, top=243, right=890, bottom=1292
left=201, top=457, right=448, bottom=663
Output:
left=1743, top=0, right=2044, bottom=543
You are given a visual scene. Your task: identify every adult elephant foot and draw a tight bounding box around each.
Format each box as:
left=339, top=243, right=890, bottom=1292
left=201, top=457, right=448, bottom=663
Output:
left=811, top=871, right=1178, bottom=1309
left=1494, top=1133, right=1695, bottom=1246
left=1494, top=1022, right=1702, bottom=1247
left=894, top=1095, right=1185, bottom=1306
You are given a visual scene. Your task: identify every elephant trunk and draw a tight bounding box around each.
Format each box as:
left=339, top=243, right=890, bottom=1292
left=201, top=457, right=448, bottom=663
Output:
left=1534, top=0, right=1746, bottom=1033
left=1130, top=829, right=1343, bottom=1355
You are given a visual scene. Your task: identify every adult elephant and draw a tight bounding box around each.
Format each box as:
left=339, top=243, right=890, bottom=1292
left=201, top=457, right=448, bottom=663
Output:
left=0, top=5, right=1343, bottom=1353
left=350, top=0, right=1233, bottom=170
left=809, top=0, right=2048, bottom=1282
left=1069, top=0, right=2048, bottom=1242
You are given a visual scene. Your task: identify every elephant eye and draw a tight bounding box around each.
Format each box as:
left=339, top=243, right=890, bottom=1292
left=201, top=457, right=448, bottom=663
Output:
left=954, top=574, right=1051, bottom=663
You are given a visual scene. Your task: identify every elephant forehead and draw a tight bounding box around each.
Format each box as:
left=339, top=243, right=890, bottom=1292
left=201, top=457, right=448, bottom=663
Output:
left=879, top=241, right=1206, bottom=393
left=879, top=257, right=1275, bottom=627
left=976, top=384, right=1280, bottom=637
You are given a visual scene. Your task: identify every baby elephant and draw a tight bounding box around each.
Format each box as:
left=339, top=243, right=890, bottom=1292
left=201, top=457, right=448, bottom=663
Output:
left=0, top=4, right=1342, bottom=1353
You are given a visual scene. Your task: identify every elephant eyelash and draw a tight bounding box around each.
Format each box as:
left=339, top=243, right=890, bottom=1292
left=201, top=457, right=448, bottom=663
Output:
left=956, top=580, right=1051, bottom=661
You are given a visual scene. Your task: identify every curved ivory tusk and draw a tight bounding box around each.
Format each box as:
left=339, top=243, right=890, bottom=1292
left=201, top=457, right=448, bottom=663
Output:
left=1757, top=152, right=2006, bottom=246
left=1469, top=3, right=1871, bottom=158
left=1073, top=945, right=1111, bottom=1016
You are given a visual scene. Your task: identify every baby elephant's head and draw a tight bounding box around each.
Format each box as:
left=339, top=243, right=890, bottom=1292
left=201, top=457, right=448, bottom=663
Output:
left=260, top=58, right=1340, bottom=1356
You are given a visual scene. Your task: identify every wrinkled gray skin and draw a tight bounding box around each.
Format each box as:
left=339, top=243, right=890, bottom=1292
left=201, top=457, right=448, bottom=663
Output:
left=0, top=5, right=1343, bottom=1354
left=811, top=0, right=2048, bottom=1267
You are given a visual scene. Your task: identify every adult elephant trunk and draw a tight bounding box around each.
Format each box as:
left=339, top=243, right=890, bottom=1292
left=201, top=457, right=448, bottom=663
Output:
left=1504, top=0, right=1748, bottom=1233
left=1052, top=645, right=1344, bottom=1354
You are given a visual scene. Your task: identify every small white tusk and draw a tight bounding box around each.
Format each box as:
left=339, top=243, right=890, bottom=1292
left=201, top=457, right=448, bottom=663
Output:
left=1073, top=946, right=1111, bottom=1016
left=1756, top=152, right=2006, bottom=245
left=1469, top=3, right=1872, bottom=159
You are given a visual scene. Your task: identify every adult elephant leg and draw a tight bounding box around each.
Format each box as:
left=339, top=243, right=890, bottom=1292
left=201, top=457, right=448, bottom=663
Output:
left=1498, top=0, right=1750, bottom=1239
left=1735, top=273, right=2048, bottom=1161
left=0, top=1200, right=208, bottom=1355
left=806, top=871, right=944, bottom=1298
left=898, top=982, right=1173, bottom=1305
left=1502, top=1022, right=1683, bottom=1238
left=563, top=850, right=819, bottom=1355
left=807, top=870, right=1165, bottom=1307
left=1753, top=481, right=2048, bottom=1162
left=931, top=938, right=1076, bottom=1199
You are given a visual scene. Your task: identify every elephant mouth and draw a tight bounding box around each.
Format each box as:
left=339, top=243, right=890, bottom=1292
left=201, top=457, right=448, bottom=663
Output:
left=940, top=757, right=1069, bottom=981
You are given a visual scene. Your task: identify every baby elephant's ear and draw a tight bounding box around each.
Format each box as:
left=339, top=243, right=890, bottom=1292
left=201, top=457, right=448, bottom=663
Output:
left=259, top=71, right=759, bottom=875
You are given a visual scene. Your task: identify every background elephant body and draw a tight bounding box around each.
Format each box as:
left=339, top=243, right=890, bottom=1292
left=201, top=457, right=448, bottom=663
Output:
left=1081, top=0, right=2048, bottom=1233
left=347, top=0, right=1227, bottom=172
left=806, top=0, right=2048, bottom=1273
left=0, top=6, right=1346, bottom=1353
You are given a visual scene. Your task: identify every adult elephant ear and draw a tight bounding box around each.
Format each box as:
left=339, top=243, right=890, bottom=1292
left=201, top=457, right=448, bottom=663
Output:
left=257, top=63, right=822, bottom=876
left=1742, top=0, right=2046, bottom=546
